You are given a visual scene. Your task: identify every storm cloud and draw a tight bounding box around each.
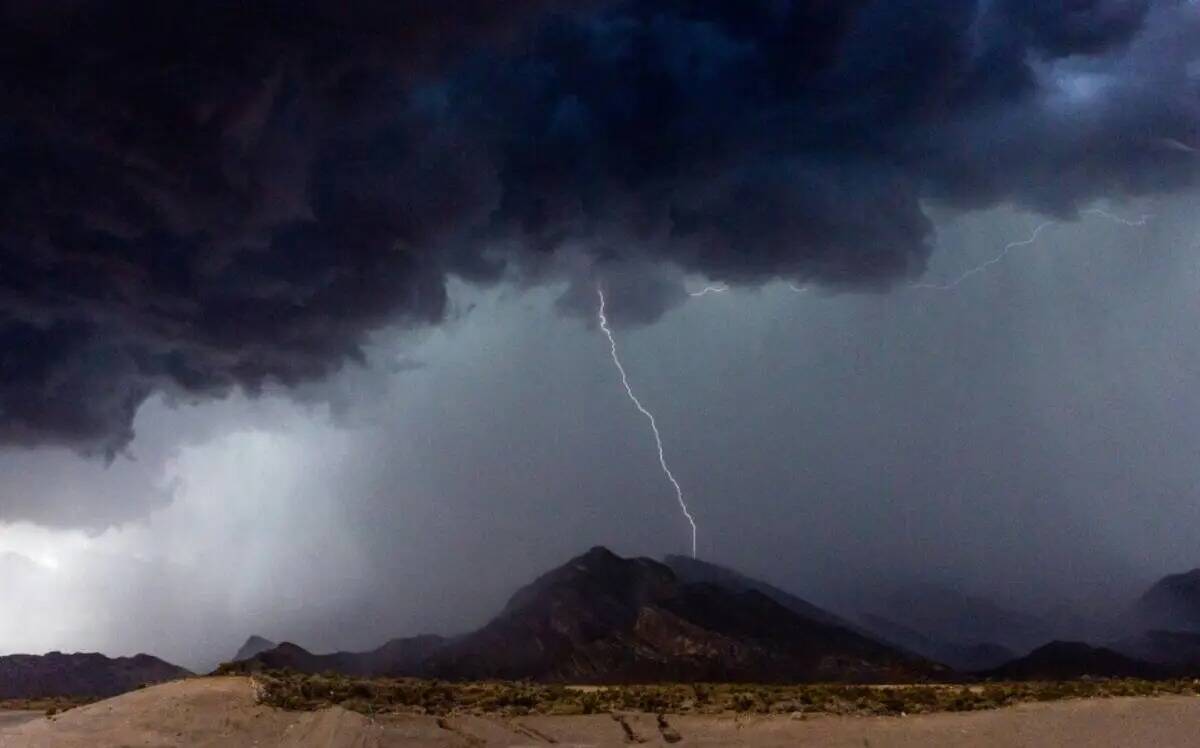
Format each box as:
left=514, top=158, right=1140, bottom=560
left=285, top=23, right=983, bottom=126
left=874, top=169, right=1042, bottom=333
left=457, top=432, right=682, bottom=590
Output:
left=0, top=0, right=1197, bottom=454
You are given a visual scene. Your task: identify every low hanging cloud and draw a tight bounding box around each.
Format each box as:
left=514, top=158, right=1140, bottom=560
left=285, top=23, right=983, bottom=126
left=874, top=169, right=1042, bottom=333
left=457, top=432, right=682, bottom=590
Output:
left=0, top=0, right=1196, bottom=454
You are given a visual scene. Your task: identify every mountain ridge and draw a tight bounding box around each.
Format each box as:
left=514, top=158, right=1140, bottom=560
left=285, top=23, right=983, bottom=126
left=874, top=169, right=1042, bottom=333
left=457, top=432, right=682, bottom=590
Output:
left=231, top=546, right=942, bottom=683
left=1135, top=569, right=1200, bottom=631
left=984, top=641, right=1166, bottom=680
left=0, top=651, right=191, bottom=699
left=233, top=635, right=277, bottom=663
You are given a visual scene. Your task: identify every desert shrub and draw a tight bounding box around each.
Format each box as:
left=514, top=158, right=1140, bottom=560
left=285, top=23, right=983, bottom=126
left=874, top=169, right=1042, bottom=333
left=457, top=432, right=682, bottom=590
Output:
left=946, top=689, right=984, bottom=712
left=731, top=692, right=755, bottom=711
left=579, top=692, right=601, bottom=714
left=227, top=671, right=1200, bottom=719
left=877, top=695, right=909, bottom=714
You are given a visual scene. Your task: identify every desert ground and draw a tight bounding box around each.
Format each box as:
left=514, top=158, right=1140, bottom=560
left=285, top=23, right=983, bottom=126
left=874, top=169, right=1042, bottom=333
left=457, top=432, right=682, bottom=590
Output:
left=1, top=677, right=1199, bottom=747
left=0, top=714, right=38, bottom=734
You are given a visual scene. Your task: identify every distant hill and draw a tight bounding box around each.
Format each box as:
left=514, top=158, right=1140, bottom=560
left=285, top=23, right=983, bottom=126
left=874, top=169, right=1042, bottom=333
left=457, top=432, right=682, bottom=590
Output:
left=0, top=651, right=191, bottom=699
left=1110, top=630, right=1200, bottom=670
left=229, top=635, right=446, bottom=677
left=233, top=635, right=276, bottom=663
left=420, top=547, right=943, bottom=683
left=984, top=641, right=1164, bottom=680
left=1134, top=569, right=1200, bottom=631
left=857, top=613, right=1014, bottom=672
left=864, top=584, right=1051, bottom=654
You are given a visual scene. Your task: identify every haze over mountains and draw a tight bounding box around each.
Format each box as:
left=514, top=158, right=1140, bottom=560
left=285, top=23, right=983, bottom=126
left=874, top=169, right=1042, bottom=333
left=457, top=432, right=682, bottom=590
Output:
left=1134, top=569, right=1200, bottom=631
left=227, top=550, right=1200, bottom=685
left=10, top=549, right=1200, bottom=699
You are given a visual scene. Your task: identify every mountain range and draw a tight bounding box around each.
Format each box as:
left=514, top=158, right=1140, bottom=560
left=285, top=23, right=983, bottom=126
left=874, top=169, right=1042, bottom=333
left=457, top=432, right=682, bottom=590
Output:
left=232, top=547, right=942, bottom=683
left=229, top=551, right=1200, bottom=682
left=11, top=551, right=1200, bottom=699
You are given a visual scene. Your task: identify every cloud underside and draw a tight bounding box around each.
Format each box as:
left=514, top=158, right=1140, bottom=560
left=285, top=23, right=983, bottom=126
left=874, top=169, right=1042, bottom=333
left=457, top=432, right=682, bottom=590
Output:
left=0, top=0, right=1196, bottom=452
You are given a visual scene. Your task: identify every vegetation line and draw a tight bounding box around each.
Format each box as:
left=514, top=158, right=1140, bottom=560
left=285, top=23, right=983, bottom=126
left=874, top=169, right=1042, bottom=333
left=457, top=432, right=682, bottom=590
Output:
left=230, top=670, right=1200, bottom=719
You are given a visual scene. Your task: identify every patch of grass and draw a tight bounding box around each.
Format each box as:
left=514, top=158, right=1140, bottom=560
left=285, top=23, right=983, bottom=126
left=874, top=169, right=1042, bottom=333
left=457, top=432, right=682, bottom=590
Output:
left=232, top=671, right=1200, bottom=719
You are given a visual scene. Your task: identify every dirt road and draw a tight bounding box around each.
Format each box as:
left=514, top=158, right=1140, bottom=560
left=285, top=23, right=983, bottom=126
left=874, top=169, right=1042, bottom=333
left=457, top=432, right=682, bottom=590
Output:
left=2, top=677, right=1198, bottom=746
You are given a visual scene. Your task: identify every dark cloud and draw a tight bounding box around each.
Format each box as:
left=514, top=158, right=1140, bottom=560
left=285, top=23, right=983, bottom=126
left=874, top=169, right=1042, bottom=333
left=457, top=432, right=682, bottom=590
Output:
left=995, top=0, right=1152, bottom=58
left=0, top=0, right=1196, bottom=452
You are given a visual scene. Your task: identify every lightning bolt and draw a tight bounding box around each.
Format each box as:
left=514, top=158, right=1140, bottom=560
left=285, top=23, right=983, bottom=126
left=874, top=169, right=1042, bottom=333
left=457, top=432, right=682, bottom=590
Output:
left=1157, top=137, right=1198, bottom=155
left=910, top=209, right=1151, bottom=292
left=689, top=283, right=729, bottom=297
left=1080, top=208, right=1152, bottom=227
left=909, top=221, right=1057, bottom=291
left=685, top=209, right=1150, bottom=297
left=597, top=285, right=698, bottom=558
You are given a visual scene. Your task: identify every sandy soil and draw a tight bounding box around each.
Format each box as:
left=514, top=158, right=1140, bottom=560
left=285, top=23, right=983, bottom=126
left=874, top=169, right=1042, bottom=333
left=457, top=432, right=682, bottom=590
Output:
left=1, top=677, right=1199, bottom=747
left=0, top=714, right=38, bottom=732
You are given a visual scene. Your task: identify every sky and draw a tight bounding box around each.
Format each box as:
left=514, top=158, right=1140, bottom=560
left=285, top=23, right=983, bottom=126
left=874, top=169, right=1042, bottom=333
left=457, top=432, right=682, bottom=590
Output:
left=0, top=1, right=1199, bottom=670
